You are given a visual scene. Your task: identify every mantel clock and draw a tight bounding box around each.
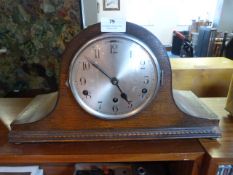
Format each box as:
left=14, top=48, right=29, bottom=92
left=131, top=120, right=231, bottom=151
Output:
left=9, top=23, right=220, bottom=143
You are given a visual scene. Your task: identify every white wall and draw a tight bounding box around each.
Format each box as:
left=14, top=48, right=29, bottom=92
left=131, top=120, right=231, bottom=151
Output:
left=215, top=0, right=233, bottom=32
left=81, top=0, right=98, bottom=28
left=97, top=0, right=219, bottom=45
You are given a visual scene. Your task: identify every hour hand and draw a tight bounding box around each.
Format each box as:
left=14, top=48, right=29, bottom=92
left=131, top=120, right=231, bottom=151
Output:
left=115, top=83, right=131, bottom=104
left=121, top=92, right=131, bottom=104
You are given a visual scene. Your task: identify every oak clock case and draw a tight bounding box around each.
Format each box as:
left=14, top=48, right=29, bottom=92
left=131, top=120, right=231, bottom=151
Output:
left=9, top=22, right=220, bottom=143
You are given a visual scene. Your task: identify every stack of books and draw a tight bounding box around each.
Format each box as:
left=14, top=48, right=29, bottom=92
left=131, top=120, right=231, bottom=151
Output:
left=0, top=166, right=43, bottom=175
left=217, top=165, right=233, bottom=175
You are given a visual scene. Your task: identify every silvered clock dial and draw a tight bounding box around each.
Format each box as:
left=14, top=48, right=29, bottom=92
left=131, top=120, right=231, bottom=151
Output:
left=69, top=33, right=160, bottom=119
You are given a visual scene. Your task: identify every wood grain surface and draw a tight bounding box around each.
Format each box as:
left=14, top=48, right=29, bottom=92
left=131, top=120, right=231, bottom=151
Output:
left=171, top=57, right=233, bottom=97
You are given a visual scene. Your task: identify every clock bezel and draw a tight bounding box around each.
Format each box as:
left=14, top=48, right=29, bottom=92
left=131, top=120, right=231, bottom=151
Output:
left=69, top=33, right=161, bottom=120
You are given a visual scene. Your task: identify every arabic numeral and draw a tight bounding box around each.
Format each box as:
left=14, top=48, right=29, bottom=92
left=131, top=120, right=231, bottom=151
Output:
left=112, top=105, right=118, bottom=112
left=83, top=62, right=91, bottom=71
left=110, top=44, right=118, bottom=54
left=80, top=77, right=86, bottom=85
left=95, top=49, right=100, bottom=59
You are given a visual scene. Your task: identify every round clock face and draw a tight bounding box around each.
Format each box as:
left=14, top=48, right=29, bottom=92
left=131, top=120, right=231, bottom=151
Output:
left=69, top=33, right=160, bottom=119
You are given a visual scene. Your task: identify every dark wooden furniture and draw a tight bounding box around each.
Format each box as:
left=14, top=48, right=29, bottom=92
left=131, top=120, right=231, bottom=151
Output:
left=0, top=97, right=203, bottom=174
left=0, top=96, right=232, bottom=175
left=0, top=126, right=204, bottom=175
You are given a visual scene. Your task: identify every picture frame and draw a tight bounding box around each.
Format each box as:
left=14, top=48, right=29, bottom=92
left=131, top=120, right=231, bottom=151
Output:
left=103, top=0, right=120, bottom=11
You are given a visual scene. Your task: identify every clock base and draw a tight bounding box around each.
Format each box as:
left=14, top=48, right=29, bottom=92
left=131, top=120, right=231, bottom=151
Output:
left=9, top=126, right=220, bottom=143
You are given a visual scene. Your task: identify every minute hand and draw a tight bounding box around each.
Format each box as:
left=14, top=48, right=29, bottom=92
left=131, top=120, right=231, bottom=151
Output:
left=87, top=59, right=112, bottom=80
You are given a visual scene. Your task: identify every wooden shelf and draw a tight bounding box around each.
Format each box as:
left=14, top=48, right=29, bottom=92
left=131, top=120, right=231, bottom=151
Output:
left=199, top=98, right=233, bottom=175
left=0, top=105, right=203, bottom=163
